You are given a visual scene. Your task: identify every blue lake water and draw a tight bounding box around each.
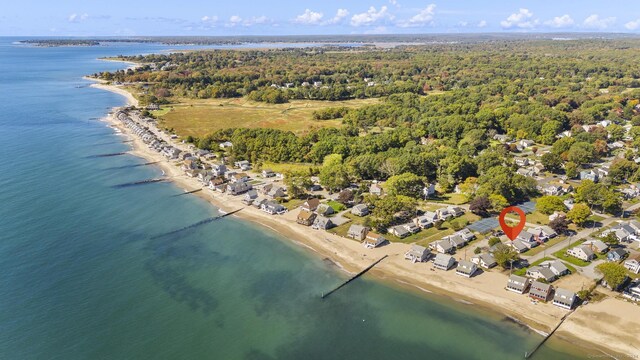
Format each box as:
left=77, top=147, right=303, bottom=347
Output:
left=0, top=37, right=586, bottom=359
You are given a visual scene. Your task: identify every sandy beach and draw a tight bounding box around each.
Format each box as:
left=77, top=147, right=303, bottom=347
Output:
left=93, top=80, right=639, bottom=359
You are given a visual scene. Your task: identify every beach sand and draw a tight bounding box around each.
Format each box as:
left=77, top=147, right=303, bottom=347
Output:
left=94, top=80, right=639, bottom=359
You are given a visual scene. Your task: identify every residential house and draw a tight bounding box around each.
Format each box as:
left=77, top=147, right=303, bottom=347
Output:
left=539, top=260, right=570, bottom=277
left=316, top=204, right=334, bottom=217
left=430, top=240, right=454, bottom=254
left=414, top=216, right=434, bottom=229
left=506, top=275, right=530, bottom=294
left=579, top=170, right=599, bottom=183
left=422, top=183, right=436, bottom=198
left=351, top=204, right=369, bottom=217
left=517, top=231, right=539, bottom=248
left=219, top=141, right=233, bottom=149
left=471, top=253, right=497, bottom=269
left=252, top=197, right=266, bottom=209
left=509, top=239, right=529, bottom=253
left=234, top=160, right=250, bottom=169
left=370, top=183, right=383, bottom=196
left=389, top=225, right=410, bottom=239
left=493, top=134, right=510, bottom=143
left=347, top=225, right=369, bottom=241
left=402, top=222, right=421, bottom=234
left=404, top=245, right=431, bottom=263
left=549, top=211, right=567, bottom=222
left=433, top=254, right=456, bottom=270
left=208, top=177, right=226, bottom=191
left=530, top=226, right=557, bottom=241
left=456, top=228, right=475, bottom=242
left=227, top=182, right=252, bottom=196
left=261, top=201, right=286, bottom=215
left=447, top=206, right=465, bottom=217
left=529, top=281, right=553, bottom=302
left=242, top=190, right=258, bottom=205
left=363, top=232, right=386, bottom=249
left=624, top=256, right=640, bottom=274
left=607, top=248, right=628, bottom=262
left=515, top=157, right=530, bottom=167
left=526, top=266, right=557, bottom=283
left=519, top=139, right=534, bottom=148
left=301, top=198, right=321, bottom=212
left=297, top=210, right=317, bottom=226
left=542, top=185, right=562, bottom=196
left=312, top=216, right=334, bottom=230
left=211, top=163, right=227, bottom=177
left=231, top=173, right=250, bottom=183
left=517, top=168, right=535, bottom=177
left=567, top=245, right=596, bottom=261
left=261, top=183, right=274, bottom=196
left=583, top=239, right=609, bottom=254
left=436, top=208, right=454, bottom=220
left=445, top=234, right=467, bottom=249
left=266, top=186, right=286, bottom=200
left=456, top=260, right=478, bottom=278
left=261, top=169, right=275, bottom=178
left=553, top=288, right=577, bottom=310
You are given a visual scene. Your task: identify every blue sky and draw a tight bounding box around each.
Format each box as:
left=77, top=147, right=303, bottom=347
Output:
left=2, top=0, right=640, bottom=36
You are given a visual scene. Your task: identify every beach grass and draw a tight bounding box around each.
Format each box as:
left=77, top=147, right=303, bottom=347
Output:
left=155, top=97, right=378, bottom=137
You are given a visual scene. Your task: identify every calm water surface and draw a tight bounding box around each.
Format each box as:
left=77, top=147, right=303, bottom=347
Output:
left=0, top=38, right=586, bottom=359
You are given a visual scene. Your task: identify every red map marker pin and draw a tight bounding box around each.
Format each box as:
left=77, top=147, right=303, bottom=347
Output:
left=499, top=206, right=526, bottom=241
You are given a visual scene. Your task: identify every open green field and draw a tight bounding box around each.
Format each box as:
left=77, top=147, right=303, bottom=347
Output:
left=154, top=97, right=379, bottom=137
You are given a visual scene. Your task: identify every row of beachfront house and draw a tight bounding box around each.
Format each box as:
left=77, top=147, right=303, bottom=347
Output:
left=429, top=229, right=476, bottom=254
left=506, top=275, right=578, bottom=310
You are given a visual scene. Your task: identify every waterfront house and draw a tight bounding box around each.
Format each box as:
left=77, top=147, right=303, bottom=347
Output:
left=404, top=245, right=431, bottom=263
left=623, top=256, right=640, bottom=274
left=583, top=239, right=609, bottom=254
left=529, top=281, right=553, bottom=302
left=347, top=225, right=368, bottom=241
left=455, top=260, right=478, bottom=278
left=433, top=254, right=456, bottom=270
left=312, top=216, right=334, bottom=230
left=316, top=204, right=334, bottom=217
left=231, top=173, right=250, bottom=183
left=526, top=266, right=557, bottom=283
left=242, top=190, right=258, bottom=205
left=506, top=275, right=530, bottom=294
left=369, top=183, right=383, bottom=196
left=208, top=177, right=226, bottom=191
left=471, top=253, right=497, bottom=269
left=184, top=169, right=201, bottom=178
left=261, top=169, right=275, bottom=178
left=227, top=182, right=252, bottom=196
left=567, top=245, right=596, bottom=261
left=430, top=240, right=454, bottom=254
left=261, top=201, right=286, bottom=215
left=553, top=288, right=577, bottom=310
left=301, top=198, right=321, bottom=212
left=607, top=248, right=628, bottom=262
left=351, top=204, right=369, bottom=217
left=389, top=225, right=410, bottom=239
left=363, top=232, right=386, bottom=249
left=252, top=197, right=266, bottom=209
left=266, top=186, right=286, bottom=200
left=296, top=210, right=317, bottom=226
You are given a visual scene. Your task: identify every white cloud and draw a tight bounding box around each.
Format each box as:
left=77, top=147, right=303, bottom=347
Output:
left=351, top=6, right=390, bottom=27
left=294, top=9, right=324, bottom=25
left=68, top=13, right=89, bottom=23
left=201, top=16, right=218, bottom=23
left=545, top=14, right=574, bottom=28
left=583, top=14, right=616, bottom=29
left=389, top=0, right=400, bottom=7
left=328, top=9, right=349, bottom=24
left=398, top=4, right=436, bottom=27
left=225, top=15, right=243, bottom=27
left=625, top=19, right=640, bottom=30
left=500, top=8, right=538, bottom=29
left=244, top=16, right=269, bottom=26
left=477, top=20, right=487, bottom=28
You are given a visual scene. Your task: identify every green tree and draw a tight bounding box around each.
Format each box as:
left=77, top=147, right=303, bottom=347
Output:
left=488, top=237, right=501, bottom=247
left=567, top=142, right=595, bottom=166
left=596, top=263, right=628, bottom=290
left=489, top=194, right=509, bottom=212
left=493, top=243, right=520, bottom=269
left=541, top=152, right=563, bottom=173
left=385, top=173, right=424, bottom=198
left=283, top=171, right=312, bottom=199
left=602, top=232, right=619, bottom=246
left=536, top=196, right=566, bottom=214
left=606, top=124, right=625, bottom=142
left=566, top=203, right=591, bottom=226
left=539, top=120, right=563, bottom=145
left=565, top=162, right=578, bottom=179
left=608, top=158, right=638, bottom=184
left=319, top=154, right=351, bottom=192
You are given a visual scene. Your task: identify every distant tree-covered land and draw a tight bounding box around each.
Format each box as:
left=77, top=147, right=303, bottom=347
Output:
left=95, top=38, right=640, bottom=205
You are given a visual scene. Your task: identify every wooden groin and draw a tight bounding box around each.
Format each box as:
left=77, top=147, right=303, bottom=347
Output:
left=524, top=310, right=575, bottom=359
left=321, top=255, right=388, bottom=299
left=172, top=188, right=203, bottom=197
left=87, top=152, right=127, bottom=158
left=112, top=177, right=166, bottom=188
left=105, top=161, right=160, bottom=171
left=150, top=208, right=243, bottom=239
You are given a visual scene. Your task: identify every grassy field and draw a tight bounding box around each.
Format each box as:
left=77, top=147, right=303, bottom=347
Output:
left=154, top=97, right=379, bottom=137
left=524, top=235, right=568, bottom=256
left=260, top=162, right=320, bottom=174
left=553, top=240, right=592, bottom=267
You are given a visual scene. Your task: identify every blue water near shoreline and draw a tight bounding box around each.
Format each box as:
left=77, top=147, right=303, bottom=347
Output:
left=0, top=37, right=585, bottom=359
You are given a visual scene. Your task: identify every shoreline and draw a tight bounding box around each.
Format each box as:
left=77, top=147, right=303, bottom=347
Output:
left=92, top=79, right=638, bottom=359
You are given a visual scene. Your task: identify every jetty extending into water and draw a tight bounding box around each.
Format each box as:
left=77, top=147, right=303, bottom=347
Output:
left=321, top=255, right=388, bottom=299
left=112, top=177, right=166, bottom=188
left=172, top=188, right=203, bottom=197
left=88, top=152, right=127, bottom=158
left=524, top=310, right=575, bottom=359
left=150, top=208, right=244, bottom=239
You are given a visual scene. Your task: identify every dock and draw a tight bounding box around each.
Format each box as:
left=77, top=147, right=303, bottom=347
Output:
left=321, top=255, right=388, bottom=299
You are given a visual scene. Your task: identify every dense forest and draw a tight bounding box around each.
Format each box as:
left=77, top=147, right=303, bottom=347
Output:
left=98, top=39, right=640, bottom=206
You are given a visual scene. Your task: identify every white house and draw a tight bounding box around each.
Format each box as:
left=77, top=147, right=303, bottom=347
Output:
left=567, top=245, right=596, bottom=261
left=433, top=254, right=456, bottom=270
left=404, top=245, right=431, bottom=263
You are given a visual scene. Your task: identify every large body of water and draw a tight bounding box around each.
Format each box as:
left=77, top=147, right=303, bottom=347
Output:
left=0, top=38, right=586, bottom=359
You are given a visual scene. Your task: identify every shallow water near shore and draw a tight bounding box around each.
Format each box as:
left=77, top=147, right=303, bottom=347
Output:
left=0, top=37, right=587, bottom=359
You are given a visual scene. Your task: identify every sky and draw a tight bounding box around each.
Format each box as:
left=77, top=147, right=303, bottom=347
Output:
left=2, top=0, right=640, bottom=36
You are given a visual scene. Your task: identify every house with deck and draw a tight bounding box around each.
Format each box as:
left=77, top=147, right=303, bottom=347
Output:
left=455, top=260, right=478, bottom=278
left=347, top=225, right=368, bottom=241
left=227, top=182, right=252, bottom=196
left=297, top=210, right=317, bottom=226
left=404, top=245, right=431, bottom=263
left=506, top=275, right=530, bottom=294
left=552, top=288, right=577, bottom=310
left=471, top=253, right=497, bottom=269
left=261, top=201, right=286, bottom=215
left=242, top=190, right=258, bottom=205
left=529, top=281, right=553, bottom=302
left=624, top=256, right=640, bottom=274
left=363, top=232, right=386, bottom=249
left=433, top=254, right=456, bottom=270
left=430, top=240, right=454, bottom=254
left=312, top=216, right=334, bottom=230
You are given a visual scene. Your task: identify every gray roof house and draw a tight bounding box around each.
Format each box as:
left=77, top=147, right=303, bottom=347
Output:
left=402, top=222, right=421, bottom=234
left=261, top=201, right=286, bottom=215
left=471, top=253, right=497, bottom=269
left=446, top=234, right=467, bottom=249
left=540, top=260, right=570, bottom=277
left=456, top=228, right=476, bottom=242
left=623, top=257, right=640, bottom=274
left=526, top=266, right=557, bottom=283
left=506, top=275, right=530, bottom=294
left=553, top=288, right=577, bottom=310
left=583, top=239, right=609, bottom=254
left=567, top=245, right=596, bottom=261
left=430, top=240, right=454, bottom=254
left=312, top=216, right=334, bottom=230
left=347, top=224, right=369, bottom=241
left=404, top=245, right=431, bottom=263
left=414, top=215, right=434, bottom=229
left=351, top=204, right=369, bottom=217
left=316, top=204, right=335, bottom=217
left=242, top=190, right=258, bottom=205
left=389, top=225, right=410, bottom=239
left=509, top=239, right=529, bottom=253
left=456, top=260, right=478, bottom=278
left=227, top=182, right=252, bottom=196
left=433, top=254, right=456, bottom=270
left=529, top=281, right=553, bottom=302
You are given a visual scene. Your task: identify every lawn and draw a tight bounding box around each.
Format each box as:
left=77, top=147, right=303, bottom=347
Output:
left=260, top=162, right=320, bottom=174
left=427, top=193, right=468, bottom=205
left=326, top=200, right=346, bottom=213
left=283, top=199, right=305, bottom=211
left=524, top=236, right=569, bottom=256
left=514, top=256, right=555, bottom=276
left=155, top=97, right=379, bottom=137
left=553, top=240, right=591, bottom=267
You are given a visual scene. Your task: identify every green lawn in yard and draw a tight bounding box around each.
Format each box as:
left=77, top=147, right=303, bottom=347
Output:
left=326, top=200, right=347, bottom=213
left=260, top=161, right=320, bottom=174
left=514, top=257, right=556, bottom=276
left=283, top=199, right=304, bottom=211
left=524, top=236, right=568, bottom=256
left=553, top=239, right=592, bottom=267
left=427, top=193, right=468, bottom=205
